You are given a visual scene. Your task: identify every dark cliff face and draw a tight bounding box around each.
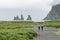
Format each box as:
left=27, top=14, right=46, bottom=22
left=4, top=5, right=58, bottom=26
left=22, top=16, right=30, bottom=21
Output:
left=44, top=4, right=60, bottom=20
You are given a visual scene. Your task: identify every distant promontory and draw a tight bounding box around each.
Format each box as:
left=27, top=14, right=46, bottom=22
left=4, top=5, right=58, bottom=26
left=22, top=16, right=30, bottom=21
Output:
left=44, top=4, right=60, bottom=20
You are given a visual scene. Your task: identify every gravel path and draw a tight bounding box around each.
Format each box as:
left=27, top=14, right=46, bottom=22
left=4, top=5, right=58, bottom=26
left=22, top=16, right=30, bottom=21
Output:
left=33, top=27, right=59, bottom=40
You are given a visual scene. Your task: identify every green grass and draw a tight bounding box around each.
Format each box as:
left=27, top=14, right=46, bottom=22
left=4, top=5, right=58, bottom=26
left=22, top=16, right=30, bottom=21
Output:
left=0, top=29, right=37, bottom=40
left=44, top=21, right=60, bottom=28
left=56, top=31, right=60, bottom=35
left=55, top=31, right=60, bottom=40
left=0, top=21, right=37, bottom=29
left=0, top=21, right=37, bottom=40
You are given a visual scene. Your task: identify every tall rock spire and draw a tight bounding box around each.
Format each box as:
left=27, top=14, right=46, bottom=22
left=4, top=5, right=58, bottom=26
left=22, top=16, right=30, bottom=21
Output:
left=27, top=15, right=32, bottom=20
left=20, top=14, right=24, bottom=20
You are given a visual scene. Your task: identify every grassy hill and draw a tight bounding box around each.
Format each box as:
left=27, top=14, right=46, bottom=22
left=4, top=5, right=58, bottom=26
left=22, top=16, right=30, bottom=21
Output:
left=44, top=20, right=60, bottom=28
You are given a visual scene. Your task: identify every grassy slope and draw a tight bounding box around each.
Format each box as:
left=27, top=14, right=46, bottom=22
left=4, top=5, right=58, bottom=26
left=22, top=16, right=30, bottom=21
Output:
left=44, top=21, right=60, bottom=28
left=0, top=21, right=37, bottom=40
left=0, top=21, right=36, bottom=29
left=0, top=29, right=37, bottom=40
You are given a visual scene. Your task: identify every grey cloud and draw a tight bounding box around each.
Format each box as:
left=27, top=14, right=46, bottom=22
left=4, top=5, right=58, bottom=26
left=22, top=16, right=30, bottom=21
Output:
left=52, top=0, right=60, bottom=5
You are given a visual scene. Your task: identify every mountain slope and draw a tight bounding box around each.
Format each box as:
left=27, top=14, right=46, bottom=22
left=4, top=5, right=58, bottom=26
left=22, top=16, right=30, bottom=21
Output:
left=44, top=4, right=60, bottom=20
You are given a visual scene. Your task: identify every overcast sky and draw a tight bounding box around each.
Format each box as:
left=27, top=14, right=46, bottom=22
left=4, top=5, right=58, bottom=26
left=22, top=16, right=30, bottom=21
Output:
left=52, top=0, right=60, bottom=5
left=0, top=0, right=59, bottom=21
